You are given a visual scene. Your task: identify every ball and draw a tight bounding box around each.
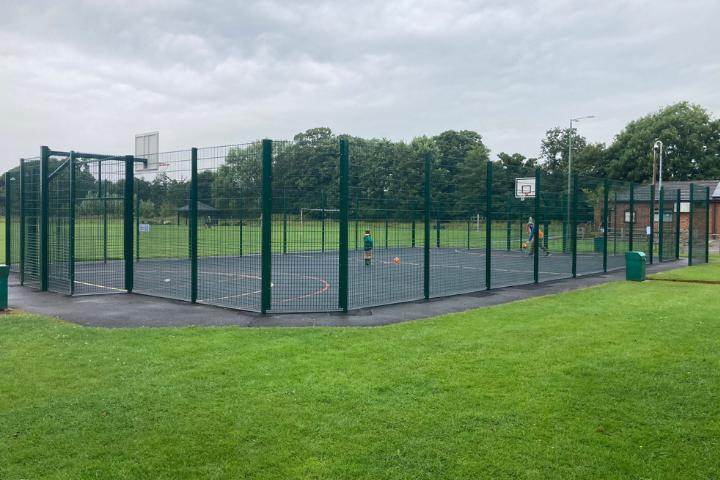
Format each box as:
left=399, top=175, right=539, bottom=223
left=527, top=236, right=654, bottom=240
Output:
left=393, top=256, right=401, bottom=265
left=522, top=242, right=528, bottom=249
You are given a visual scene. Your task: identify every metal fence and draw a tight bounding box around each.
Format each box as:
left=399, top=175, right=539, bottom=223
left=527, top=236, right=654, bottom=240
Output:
left=4, top=141, right=708, bottom=314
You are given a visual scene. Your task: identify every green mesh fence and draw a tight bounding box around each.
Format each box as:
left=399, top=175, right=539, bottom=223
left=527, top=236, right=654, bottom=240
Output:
left=74, top=158, right=126, bottom=294
left=6, top=170, right=21, bottom=273
left=47, top=153, right=72, bottom=294
left=134, top=150, right=192, bottom=301
left=5, top=141, right=687, bottom=314
left=658, top=187, right=680, bottom=262
left=690, top=185, right=709, bottom=265
left=196, top=143, right=262, bottom=312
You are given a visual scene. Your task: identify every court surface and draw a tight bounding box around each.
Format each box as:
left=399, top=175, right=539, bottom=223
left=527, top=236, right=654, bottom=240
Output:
left=71, top=247, right=628, bottom=313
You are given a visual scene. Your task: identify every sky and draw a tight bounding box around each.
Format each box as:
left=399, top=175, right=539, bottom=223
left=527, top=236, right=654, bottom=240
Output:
left=1, top=0, right=719, bottom=171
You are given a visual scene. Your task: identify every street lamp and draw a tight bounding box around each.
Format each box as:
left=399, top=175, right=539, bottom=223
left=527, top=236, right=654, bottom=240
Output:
left=653, top=140, right=663, bottom=191
left=567, top=115, right=594, bottom=247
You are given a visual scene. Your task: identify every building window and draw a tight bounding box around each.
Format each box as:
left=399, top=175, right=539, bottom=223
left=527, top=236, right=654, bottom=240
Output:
left=624, top=210, right=636, bottom=223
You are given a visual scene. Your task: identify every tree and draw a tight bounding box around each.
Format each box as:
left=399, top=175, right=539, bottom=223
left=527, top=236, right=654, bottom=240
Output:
left=607, top=102, right=720, bottom=182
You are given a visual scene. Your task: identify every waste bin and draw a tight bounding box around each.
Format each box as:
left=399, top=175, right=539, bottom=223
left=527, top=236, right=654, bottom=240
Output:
left=625, top=252, right=646, bottom=281
left=0, top=264, right=8, bottom=310
left=593, top=237, right=604, bottom=253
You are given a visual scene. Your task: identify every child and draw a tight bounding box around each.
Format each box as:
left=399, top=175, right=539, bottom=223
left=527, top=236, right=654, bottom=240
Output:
left=527, top=217, right=550, bottom=256
left=363, top=229, right=374, bottom=265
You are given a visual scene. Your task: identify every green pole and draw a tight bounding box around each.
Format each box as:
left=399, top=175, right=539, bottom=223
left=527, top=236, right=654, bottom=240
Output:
left=675, top=189, right=681, bottom=260
left=40, top=146, right=49, bottom=291
left=423, top=152, right=431, bottom=300
left=385, top=216, right=389, bottom=250
left=649, top=184, right=655, bottom=264
left=543, top=218, right=549, bottom=250
left=571, top=174, right=578, bottom=278
left=354, top=196, right=359, bottom=251
left=466, top=217, right=471, bottom=250
left=613, top=191, right=618, bottom=255
left=124, top=156, right=134, bottom=292
left=603, top=178, right=609, bottom=272
left=533, top=167, right=540, bottom=284
left=239, top=199, right=243, bottom=257
left=321, top=191, right=326, bottom=253
left=562, top=192, right=567, bottom=253
left=411, top=201, right=416, bottom=248
left=435, top=217, right=440, bottom=248
left=485, top=162, right=492, bottom=290
left=658, top=187, right=664, bottom=262
left=5, top=168, right=11, bottom=267
left=19, top=159, right=25, bottom=285
left=629, top=183, right=635, bottom=251
left=282, top=189, right=287, bottom=254
left=706, top=186, right=711, bottom=263
left=190, top=148, right=198, bottom=303
left=689, top=183, right=695, bottom=265
left=338, top=139, right=349, bottom=312
left=69, top=152, right=76, bottom=295
left=506, top=194, right=511, bottom=251
left=261, top=139, right=272, bottom=314
left=136, top=186, right=140, bottom=262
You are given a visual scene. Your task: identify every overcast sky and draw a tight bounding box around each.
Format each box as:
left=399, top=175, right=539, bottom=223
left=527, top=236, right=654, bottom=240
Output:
left=1, top=0, right=719, bottom=170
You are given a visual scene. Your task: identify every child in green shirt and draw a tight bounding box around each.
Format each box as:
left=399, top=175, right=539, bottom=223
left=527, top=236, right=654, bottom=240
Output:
left=363, top=229, right=374, bottom=265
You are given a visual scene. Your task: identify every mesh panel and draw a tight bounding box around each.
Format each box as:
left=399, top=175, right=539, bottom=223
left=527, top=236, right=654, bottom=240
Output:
left=271, top=140, right=340, bottom=312
left=47, top=155, right=72, bottom=294
left=74, top=158, right=125, bottom=294
left=348, top=140, right=424, bottom=309
left=7, top=169, right=21, bottom=272
left=658, top=187, right=679, bottom=262
left=21, top=159, right=41, bottom=288
left=691, top=185, right=709, bottom=264
left=196, top=143, right=262, bottom=312
left=537, top=172, right=572, bottom=282
left=606, top=181, right=632, bottom=270
left=134, top=150, right=192, bottom=301
left=632, top=185, right=653, bottom=258
left=575, top=176, right=605, bottom=276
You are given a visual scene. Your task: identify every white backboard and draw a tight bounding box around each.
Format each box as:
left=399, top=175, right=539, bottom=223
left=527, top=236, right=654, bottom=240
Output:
left=135, top=132, right=159, bottom=170
left=515, top=177, right=536, bottom=198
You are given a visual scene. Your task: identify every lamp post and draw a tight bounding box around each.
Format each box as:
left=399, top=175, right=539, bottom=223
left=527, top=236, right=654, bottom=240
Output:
left=567, top=115, right=594, bottom=247
left=653, top=140, right=663, bottom=191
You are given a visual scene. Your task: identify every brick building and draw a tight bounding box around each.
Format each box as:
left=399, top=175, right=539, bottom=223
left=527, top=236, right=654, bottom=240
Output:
left=608, top=180, right=720, bottom=235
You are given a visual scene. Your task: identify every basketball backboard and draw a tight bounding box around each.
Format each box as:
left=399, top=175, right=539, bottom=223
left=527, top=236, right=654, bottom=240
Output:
left=135, top=132, right=159, bottom=170
left=515, top=177, right=536, bottom=199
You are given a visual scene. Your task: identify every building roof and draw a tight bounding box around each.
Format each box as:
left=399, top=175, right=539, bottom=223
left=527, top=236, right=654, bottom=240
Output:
left=614, top=180, right=720, bottom=202
left=177, top=201, right=218, bottom=212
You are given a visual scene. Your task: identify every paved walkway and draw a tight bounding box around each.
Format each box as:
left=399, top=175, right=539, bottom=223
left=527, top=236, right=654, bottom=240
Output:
left=7, top=260, right=686, bottom=328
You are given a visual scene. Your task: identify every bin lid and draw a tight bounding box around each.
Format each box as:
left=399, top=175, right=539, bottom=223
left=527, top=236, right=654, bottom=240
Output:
left=625, top=251, right=646, bottom=259
left=0, top=264, right=9, bottom=277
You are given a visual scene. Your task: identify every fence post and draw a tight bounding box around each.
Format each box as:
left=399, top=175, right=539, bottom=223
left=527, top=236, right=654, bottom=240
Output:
left=354, top=196, right=359, bottom=251
left=338, top=139, right=349, bottom=312
left=423, top=151, right=431, bottom=300
left=136, top=187, right=140, bottom=262
left=466, top=217, right=470, bottom=250
left=649, top=184, right=655, bottom=264
left=533, top=167, right=540, bottom=283
left=706, top=186, right=711, bottom=263
left=321, top=190, right=326, bottom=253
left=658, top=187, right=664, bottom=262
left=40, top=146, right=49, bottom=291
left=562, top=192, right=567, bottom=254
left=190, top=148, right=198, bottom=303
left=603, top=178, right=609, bottom=272
left=261, top=139, right=273, bottom=314
left=69, top=152, right=76, bottom=295
left=506, top=194, right=511, bottom=251
left=282, top=189, right=288, bottom=254
left=411, top=201, right=416, bottom=248
left=485, top=162, right=492, bottom=290
left=675, top=189, right=681, bottom=260
left=688, top=183, right=694, bottom=265
left=629, top=183, right=635, bottom=251
left=435, top=217, right=440, bottom=248
left=5, top=168, right=11, bottom=267
left=19, top=159, right=25, bottom=285
left=123, top=156, right=134, bottom=292
left=571, top=174, right=578, bottom=278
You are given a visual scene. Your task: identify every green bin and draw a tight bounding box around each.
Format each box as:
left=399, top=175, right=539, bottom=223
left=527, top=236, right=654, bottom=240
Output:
left=0, top=264, right=8, bottom=310
left=593, top=237, right=604, bottom=253
left=625, top=252, right=646, bottom=281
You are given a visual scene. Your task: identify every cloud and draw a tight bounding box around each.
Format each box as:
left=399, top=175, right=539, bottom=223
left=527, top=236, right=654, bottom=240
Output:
left=1, top=0, right=719, bottom=169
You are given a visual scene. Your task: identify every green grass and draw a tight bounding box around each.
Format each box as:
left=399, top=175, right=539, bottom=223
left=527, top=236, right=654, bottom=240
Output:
left=650, top=254, right=720, bottom=281
left=1, top=273, right=719, bottom=479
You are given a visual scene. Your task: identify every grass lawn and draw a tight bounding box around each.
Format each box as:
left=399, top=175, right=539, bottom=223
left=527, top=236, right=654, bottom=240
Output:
left=650, top=254, right=720, bottom=282
left=1, top=265, right=720, bottom=479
